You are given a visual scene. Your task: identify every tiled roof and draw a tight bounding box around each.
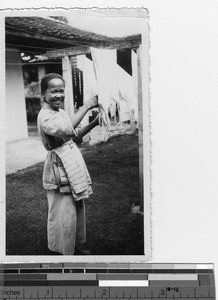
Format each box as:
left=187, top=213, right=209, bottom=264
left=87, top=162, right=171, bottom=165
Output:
left=6, top=17, right=114, bottom=44
left=6, top=16, right=141, bottom=51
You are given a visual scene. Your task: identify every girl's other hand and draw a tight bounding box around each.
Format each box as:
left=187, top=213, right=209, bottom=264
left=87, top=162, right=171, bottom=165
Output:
left=86, top=95, right=99, bottom=109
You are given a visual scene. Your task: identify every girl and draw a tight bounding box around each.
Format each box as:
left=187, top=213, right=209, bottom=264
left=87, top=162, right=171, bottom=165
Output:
left=37, top=73, right=99, bottom=255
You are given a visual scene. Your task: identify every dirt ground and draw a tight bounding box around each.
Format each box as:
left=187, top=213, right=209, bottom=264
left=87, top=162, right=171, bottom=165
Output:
left=6, top=133, right=144, bottom=256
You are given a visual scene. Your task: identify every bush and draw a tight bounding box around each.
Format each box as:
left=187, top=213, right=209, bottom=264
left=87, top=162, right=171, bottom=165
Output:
left=25, top=97, right=41, bottom=124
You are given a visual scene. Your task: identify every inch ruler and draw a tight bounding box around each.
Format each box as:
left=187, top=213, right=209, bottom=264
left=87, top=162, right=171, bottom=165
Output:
left=0, top=263, right=216, bottom=300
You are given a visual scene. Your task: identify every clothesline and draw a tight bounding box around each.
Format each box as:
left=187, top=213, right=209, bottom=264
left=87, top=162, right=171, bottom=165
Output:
left=77, top=47, right=138, bottom=144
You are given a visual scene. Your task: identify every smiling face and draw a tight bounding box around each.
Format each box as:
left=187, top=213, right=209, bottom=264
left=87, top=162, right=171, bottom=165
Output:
left=43, top=78, right=65, bottom=111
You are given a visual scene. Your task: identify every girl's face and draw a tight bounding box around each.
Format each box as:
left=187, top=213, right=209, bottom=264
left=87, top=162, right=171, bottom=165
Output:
left=43, top=78, right=65, bottom=111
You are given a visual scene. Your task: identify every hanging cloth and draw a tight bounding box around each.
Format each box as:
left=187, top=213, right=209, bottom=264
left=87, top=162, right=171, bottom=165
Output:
left=77, top=53, right=109, bottom=144
left=89, top=47, right=138, bottom=141
left=110, top=56, right=137, bottom=135
left=76, top=55, right=98, bottom=127
left=90, top=48, right=117, bottom=135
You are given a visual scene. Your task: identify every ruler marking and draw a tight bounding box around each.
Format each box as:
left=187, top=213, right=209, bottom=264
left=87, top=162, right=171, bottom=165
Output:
left=0, top=265, right=215, bottom=300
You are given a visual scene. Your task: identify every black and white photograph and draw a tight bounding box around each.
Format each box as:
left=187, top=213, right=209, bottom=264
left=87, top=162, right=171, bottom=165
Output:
left=4, top=8, right=151, bottom=261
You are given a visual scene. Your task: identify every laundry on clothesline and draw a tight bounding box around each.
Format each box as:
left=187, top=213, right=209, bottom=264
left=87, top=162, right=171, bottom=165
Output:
left=76, top=48, right=139, bottom=145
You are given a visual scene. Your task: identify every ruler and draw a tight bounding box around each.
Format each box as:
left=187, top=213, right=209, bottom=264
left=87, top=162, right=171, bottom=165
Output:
left=0, top=263, right=216, bottom=299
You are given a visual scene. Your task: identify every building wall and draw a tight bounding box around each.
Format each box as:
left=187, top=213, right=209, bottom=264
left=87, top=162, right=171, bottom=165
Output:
left=6, top=48, right=28, bottom=142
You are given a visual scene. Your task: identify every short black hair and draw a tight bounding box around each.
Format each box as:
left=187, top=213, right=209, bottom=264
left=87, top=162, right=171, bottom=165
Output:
left=40, top=73, right=65, bottom=95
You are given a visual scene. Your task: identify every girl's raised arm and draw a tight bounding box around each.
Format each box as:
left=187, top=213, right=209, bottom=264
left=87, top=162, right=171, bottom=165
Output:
left=71, top=95, right=98, bottom=129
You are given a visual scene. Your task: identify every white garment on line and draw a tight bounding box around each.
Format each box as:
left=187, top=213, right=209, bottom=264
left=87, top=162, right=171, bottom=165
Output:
left=77, top=55, right=109, bottom=143
left=90, top=47, right=116, bottom=127
left=112, top=60, right=138, bottom=122
left=76, top=55, right=96, bottom=130
left=79, top=48, right=138, bottom=143
left=90, top=48, right=117, bottom=143
left=77, top=55, right=98, bottom=103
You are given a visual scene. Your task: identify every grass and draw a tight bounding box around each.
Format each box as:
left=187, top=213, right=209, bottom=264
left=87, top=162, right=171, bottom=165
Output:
left=6, top=133, right=144, bottom=256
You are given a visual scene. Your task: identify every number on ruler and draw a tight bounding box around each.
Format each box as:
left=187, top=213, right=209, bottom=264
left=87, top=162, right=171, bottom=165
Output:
left=102, top=289, right=107, bottom=297
left=160, top=289, right=165, bottom=296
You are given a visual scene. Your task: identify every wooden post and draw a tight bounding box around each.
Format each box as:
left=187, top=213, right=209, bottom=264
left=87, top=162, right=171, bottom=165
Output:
left=137, top=45, right=144, bottom=213
left=62, top=56, right=75, bottom=119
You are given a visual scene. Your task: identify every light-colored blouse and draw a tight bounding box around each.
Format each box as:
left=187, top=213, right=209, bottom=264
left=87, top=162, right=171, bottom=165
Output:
left=37, top=103, right=76, bottom=151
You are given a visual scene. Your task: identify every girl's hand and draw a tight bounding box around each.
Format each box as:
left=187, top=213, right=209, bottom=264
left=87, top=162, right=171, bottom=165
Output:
left=86, top=95, right=99, bottom=109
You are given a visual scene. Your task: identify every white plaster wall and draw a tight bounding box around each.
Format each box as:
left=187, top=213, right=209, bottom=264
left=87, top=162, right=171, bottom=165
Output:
left=6, top=48, right=28, bottom=142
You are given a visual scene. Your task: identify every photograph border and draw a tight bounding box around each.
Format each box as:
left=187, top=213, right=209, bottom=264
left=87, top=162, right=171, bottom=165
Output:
left=1, top=6, right=151, bottom=263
